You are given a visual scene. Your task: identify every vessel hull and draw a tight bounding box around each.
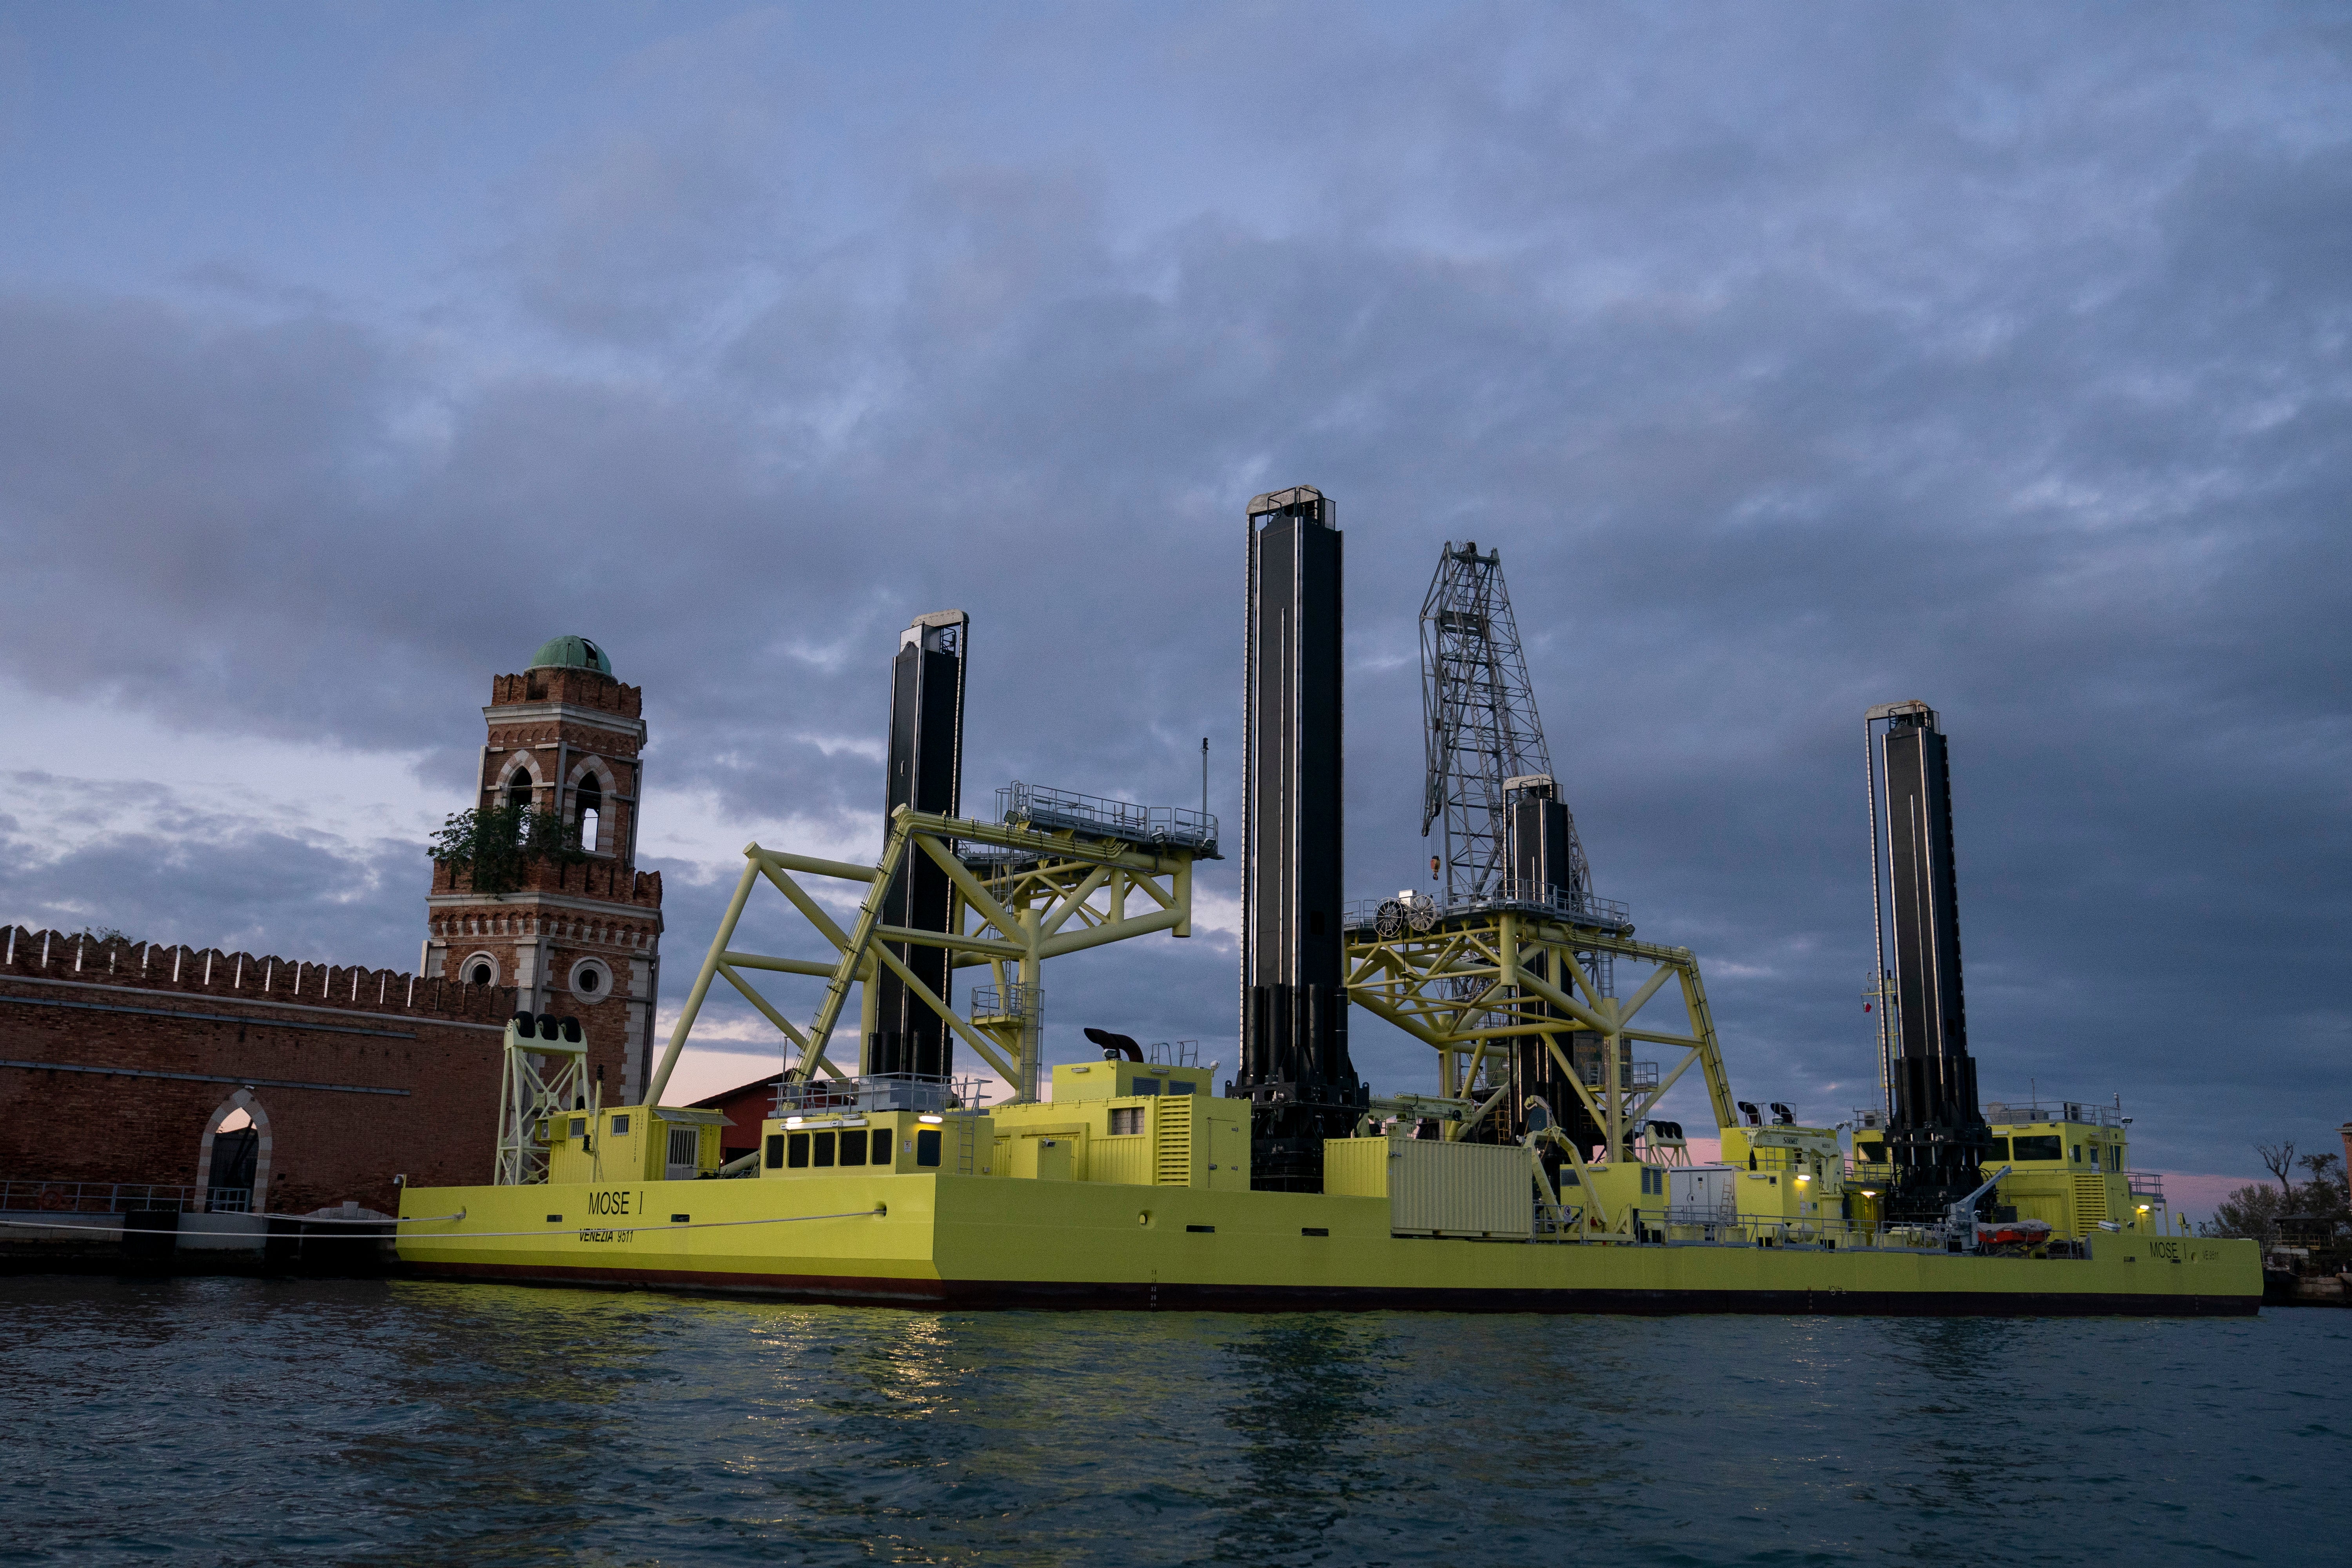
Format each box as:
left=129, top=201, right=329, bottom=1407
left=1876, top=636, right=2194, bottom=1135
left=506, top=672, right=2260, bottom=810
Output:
left=397, top=1173, right=2261, bottom=1318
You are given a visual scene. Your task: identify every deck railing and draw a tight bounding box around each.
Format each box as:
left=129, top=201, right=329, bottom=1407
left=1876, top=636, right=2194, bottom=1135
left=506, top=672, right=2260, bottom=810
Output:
left=769, top=1073, right=990, bottom=1118
left=0, top=1179, right=254, bottom=1214
left=995, top=782, right=1218, bottom=855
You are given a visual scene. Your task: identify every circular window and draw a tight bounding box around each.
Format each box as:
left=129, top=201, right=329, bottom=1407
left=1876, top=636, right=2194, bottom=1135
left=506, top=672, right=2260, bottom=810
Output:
left=569, top=958, right=613, bottom=998
left=461, top=952, right=501, bottom=987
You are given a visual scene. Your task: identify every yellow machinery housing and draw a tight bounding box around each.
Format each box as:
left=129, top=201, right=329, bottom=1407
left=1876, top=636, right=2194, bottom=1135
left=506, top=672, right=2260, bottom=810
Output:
left=546, top=1105, right=726, bottom=1186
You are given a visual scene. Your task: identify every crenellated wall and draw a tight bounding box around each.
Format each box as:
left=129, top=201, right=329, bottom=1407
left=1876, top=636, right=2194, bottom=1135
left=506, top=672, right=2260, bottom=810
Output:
left=490, top=667, right=642, bottom=713
left=0, top=922, right=603, bottom=1217
left=2, top=924, right=515, bottom=1021
left=428, top=858, right=663, bottom=909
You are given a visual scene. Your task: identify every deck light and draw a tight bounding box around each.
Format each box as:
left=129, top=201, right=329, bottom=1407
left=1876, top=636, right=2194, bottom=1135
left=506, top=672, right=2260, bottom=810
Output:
left=919, top=1114, right=944, bottom=1125
left=785, top=1116, right=804, bottom=1127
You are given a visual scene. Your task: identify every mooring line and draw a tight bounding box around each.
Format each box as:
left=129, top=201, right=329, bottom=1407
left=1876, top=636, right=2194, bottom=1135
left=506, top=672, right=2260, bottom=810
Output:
left=0, top=1210, right=459, bottom=1237
left=398, top=1207, right=886, bottom=1241
left=0, top=1207, right=882, bottom=1241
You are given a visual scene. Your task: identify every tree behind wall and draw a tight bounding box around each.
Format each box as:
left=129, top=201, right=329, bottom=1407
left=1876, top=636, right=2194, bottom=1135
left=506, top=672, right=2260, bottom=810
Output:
left=2201, top=1148, right=2352, bottom=1244
left=427, top=804, right=586, bottom=896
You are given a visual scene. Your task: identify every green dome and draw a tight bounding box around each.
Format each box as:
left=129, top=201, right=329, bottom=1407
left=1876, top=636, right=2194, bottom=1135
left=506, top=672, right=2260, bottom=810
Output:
left=528, top=635, right=613, bottom=675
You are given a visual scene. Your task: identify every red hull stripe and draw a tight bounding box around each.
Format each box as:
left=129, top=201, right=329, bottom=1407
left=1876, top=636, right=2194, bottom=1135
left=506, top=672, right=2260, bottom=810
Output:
left=406, top=1261, right=2261, bottom=1318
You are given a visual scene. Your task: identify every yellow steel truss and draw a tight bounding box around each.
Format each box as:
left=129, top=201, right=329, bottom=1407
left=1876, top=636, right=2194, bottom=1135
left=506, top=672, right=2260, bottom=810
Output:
left=1343, top=909, right=1737, bottom=1159
left=643, top=806, right=1200, bottom=1106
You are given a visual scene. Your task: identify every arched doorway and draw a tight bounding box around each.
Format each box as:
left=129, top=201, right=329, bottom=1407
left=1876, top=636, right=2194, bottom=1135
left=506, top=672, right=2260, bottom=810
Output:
left=197, top=1093, right=272, bottom=1212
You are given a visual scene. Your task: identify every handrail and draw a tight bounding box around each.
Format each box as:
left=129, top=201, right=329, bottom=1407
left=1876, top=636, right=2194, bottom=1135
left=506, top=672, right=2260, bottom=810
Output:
left=0, top=1178, right=255, bottom=1214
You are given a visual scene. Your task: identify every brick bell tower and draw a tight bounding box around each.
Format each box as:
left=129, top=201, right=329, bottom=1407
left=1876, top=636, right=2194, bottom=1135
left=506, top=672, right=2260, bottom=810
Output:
left=424, top=635, right=665, bottom=1102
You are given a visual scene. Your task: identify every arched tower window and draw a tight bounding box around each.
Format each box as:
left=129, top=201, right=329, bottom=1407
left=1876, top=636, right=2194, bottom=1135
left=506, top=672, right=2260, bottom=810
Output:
left=575, top=772, right=603, bottom=853
left=505, top=768, right=535, bottom=814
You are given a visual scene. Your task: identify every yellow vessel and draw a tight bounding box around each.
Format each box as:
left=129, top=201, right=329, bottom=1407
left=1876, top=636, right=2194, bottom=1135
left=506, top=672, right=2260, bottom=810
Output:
left=398, top=1054, right=2259, bottom=1315
left=401, top=503, right=2261, bottom=1315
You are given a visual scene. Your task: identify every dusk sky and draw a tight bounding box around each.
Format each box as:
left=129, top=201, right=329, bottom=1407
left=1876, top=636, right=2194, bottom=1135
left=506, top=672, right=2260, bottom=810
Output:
left=2, top=4, right=2346, bottom=1215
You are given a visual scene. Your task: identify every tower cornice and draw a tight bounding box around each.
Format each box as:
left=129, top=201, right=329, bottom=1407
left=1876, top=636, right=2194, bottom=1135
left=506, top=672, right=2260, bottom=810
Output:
left=427, top=889, right=666, bottom=929
left=480, top=702, right=646, bottom=743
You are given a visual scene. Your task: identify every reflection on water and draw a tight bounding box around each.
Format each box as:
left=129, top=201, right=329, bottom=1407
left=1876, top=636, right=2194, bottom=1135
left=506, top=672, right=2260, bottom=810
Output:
left=1, top=1278, right=2344, bottom=1566
left=1214, top=1316, right=1397, bottom=1563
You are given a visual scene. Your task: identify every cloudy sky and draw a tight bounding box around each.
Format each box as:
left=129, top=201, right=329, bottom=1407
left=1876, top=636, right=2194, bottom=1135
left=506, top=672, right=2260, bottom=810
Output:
left=3, top=3, right=2346, bottom=1210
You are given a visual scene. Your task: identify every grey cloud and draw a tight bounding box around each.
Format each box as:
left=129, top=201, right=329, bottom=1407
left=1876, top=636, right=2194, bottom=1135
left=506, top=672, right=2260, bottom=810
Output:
left=0, top=3, right=2346, bottom=1182
left=0, top=793, right=428, bottom=967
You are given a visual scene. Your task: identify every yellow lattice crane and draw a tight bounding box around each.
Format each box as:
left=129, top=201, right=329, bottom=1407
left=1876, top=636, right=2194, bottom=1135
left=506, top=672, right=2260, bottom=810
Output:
left=642, top=791, right=1212, bottom=1112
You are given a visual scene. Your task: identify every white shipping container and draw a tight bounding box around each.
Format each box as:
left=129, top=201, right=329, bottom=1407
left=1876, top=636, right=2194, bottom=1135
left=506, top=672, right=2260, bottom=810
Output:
left=1669, top=1165, right=1742, bottom=1221
left=1323, top=1137, right=1536, bottom=1237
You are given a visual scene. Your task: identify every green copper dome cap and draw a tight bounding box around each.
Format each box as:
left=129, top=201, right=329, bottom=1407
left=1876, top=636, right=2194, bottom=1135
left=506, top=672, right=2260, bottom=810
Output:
left=527, top=635, right=613, bottom=675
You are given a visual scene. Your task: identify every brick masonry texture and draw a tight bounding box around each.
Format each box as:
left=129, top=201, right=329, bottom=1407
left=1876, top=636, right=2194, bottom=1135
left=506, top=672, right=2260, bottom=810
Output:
left=431, top=659, right=666, bottom=1098
left=0, top=926, right=599, bottom=1213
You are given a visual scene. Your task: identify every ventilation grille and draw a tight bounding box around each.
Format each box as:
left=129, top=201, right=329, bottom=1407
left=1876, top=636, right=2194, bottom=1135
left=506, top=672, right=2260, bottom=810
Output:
left=668, top=1128, right=699, bottom=1168
left=1153, top=1097, right=1193, bottom=1186
left=2072, top=1174, right=2109, bottom=1227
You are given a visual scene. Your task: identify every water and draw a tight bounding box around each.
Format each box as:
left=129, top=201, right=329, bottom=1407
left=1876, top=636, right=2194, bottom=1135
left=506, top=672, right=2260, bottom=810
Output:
left=2, top=1278, right=2345, bottom=1566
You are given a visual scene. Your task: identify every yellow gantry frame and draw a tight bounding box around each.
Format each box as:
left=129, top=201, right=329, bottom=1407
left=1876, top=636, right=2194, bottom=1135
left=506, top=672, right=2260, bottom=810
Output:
left=644, top=806, right=1200, bottom=1106
left=1343, top=909, right=1738, bottom=1161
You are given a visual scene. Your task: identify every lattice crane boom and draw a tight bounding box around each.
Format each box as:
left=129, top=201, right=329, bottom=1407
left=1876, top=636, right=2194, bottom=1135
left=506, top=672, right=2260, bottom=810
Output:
left=1419, top=541, right=1590, bottom=906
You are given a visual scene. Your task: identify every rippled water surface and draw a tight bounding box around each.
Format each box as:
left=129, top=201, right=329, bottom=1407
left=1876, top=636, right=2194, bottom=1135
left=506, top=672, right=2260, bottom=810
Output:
left=2, top=1277, right=2346, bottom=1565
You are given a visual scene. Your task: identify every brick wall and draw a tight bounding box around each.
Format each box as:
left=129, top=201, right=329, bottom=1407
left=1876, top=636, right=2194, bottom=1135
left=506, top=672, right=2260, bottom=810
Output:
left=0, top=924, right=632, bottom=1213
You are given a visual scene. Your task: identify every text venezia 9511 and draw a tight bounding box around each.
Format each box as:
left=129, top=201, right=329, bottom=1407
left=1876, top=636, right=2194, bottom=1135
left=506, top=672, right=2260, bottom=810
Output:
left=580, top=1188, right=635, bottom=1242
